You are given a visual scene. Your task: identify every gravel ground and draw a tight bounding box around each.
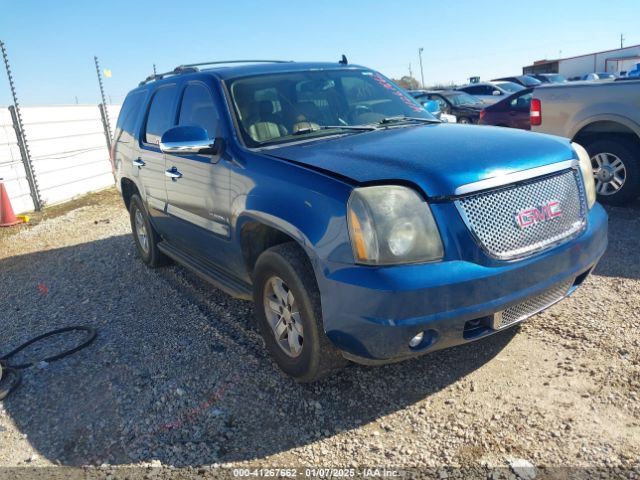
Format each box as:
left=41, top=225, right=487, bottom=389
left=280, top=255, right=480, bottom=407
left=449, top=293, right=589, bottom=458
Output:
left=0, top=188, right=638, bottom=479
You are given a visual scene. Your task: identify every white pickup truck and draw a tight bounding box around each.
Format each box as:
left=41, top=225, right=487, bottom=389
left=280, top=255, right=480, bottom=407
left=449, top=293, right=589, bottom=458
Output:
left=531, top=79, right=640, bottom=205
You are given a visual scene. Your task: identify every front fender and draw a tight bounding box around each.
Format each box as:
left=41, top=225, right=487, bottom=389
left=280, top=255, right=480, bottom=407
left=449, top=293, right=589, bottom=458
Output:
left=231, top=182, right=354, bottom=267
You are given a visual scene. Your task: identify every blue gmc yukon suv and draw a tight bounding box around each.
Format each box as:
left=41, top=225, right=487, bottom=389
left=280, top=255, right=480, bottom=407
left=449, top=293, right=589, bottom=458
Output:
left=114, top=60, right=608, bottom=382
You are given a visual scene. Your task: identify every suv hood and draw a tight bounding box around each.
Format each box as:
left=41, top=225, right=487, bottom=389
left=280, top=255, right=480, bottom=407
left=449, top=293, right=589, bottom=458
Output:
left=266, top=124, right=575, bottom=197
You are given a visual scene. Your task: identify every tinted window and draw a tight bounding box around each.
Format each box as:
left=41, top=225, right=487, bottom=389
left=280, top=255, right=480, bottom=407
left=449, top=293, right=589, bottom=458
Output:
left=462, top=86, right=488, bottom=95
left=116, top=90, right=145, bottom=136
left=547, top=74, right=567, bottom=83
left=144, top=85, right=177, bottom=144
left=445, top=92, right=483, bottom=106
left=520, top=76, right=542, bottom=87
left=178, top=83, right=219, bottom=139
left=495, top=82, right=524, bottom=93
left=510, top=92, right=532, bottom=109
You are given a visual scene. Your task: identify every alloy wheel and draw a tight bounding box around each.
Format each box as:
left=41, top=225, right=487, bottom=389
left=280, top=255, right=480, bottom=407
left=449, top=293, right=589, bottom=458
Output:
left=134, top=208, right=149, bottom=254
left=263, top=276, right=304, bottom=357
left=592, top=152, right=626, bottom=196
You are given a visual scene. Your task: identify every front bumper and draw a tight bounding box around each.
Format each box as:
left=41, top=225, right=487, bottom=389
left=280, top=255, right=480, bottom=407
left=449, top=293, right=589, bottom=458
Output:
left=318, top=204, right=608, bottom=364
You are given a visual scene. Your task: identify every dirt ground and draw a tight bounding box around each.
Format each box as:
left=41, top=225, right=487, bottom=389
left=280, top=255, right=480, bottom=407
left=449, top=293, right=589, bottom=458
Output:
left=0, top=188, right=638, bottom=479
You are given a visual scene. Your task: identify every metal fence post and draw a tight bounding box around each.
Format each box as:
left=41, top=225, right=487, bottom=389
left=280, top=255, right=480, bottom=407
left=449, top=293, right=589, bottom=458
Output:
left=98, top=103, right=112, bottom=152
left=1, top=40, right=42, bottom=211
left=94, top=56, right=112, bottom=143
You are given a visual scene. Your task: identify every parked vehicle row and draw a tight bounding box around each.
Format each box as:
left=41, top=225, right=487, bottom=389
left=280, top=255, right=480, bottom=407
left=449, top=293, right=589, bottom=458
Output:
left=628, top=63, right=640, bottom=78
left=418, top=70, right=640, bottom=205
left=478, top=88, right=533, bottom=130
left=492, top=75, right=542, bottom=87
left=531, top=79, right=640, bottom=205
left=456, top=81, right=524, bottom=105
left=409, top=90, right=483, bottom=124
left=531, top=73, right=568, bottom=84
left=114, top=59, right=607, bottom=381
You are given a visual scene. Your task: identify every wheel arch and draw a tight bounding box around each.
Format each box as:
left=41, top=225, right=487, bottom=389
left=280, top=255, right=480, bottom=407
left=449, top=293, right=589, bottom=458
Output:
left=571, top=116, right=640, bottom=147
left=238, top=215, right=310, bottom=279
left=120, top=177, right=141, bottom=211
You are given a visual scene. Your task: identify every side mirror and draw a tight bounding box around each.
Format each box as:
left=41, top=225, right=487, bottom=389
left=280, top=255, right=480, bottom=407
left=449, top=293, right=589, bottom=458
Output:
left=160, top=126, right=223, bottom=155
left=492, top=90, right=502, bottom=96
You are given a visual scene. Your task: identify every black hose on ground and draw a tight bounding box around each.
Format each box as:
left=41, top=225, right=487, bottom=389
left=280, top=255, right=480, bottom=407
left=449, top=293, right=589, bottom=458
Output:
left=0, top=326, right=97, bottom=400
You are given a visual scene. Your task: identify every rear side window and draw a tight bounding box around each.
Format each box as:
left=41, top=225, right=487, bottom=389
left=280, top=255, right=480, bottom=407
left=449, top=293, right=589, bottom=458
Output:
left=510, top=92, right=532, bottom=109
left=144, top=85, right=177, bottom=144
left=115, top=90, right=145, bottom=136
left=462, top=86, right=484, bottom=95
left=178, top=83, right=219, bottom=139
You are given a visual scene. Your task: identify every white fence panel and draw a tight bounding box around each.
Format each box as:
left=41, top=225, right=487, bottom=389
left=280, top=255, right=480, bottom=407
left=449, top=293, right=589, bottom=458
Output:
left=0, top=104, right=123, bottom=214
left=21, top=105, right=121, bottom=210
left=107, top=105, right=122, bottom=131
left=0, top=108, right=35, bottom=214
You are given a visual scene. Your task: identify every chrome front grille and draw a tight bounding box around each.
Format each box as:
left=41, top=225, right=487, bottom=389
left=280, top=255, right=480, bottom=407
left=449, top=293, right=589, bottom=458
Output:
left=457, top=169, right=586, bottom=260
left=493, top=279, right=574, bottom=329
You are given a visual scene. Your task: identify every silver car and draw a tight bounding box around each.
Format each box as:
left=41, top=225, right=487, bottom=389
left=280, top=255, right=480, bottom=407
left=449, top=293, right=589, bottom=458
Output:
left=456, top=81, right=524, bottom=105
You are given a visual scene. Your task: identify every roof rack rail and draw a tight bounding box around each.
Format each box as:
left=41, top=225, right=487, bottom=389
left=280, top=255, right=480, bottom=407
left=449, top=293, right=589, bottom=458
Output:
left=175, top=59, right=293, bottom=70
left=138, top=65, right=198, bottom=86
left=138, top=60, right=293, bottom=86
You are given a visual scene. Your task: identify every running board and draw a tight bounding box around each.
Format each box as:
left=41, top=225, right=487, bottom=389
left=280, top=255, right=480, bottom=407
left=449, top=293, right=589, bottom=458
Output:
left=158, top=241, right=253, bottom=300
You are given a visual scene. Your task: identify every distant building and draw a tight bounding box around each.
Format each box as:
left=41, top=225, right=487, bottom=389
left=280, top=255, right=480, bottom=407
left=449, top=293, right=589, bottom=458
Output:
left=523, top=44, right=640, bottom=79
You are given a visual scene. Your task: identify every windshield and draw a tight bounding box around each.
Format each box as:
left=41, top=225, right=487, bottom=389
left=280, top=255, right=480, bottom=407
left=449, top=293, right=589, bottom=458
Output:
left=543, top=73, right=567, bottom=83
left=546, top=74, right=567, bottom=83
left=228, top=70, right=434, bottom=146
left=444, top=92, right=483, bottom=106
left=520, top=76, right=542, bottom=86
left=495, top=81, right=525, bottom=93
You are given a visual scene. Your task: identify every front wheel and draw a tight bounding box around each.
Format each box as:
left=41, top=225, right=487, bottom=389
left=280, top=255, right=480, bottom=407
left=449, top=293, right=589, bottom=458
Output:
left=458, top=117, right=471, bottom=124
left=583, top=138, right=640, bottom=205
left=253, top=243, right=347, bottom=382
left=129, top=194, right=168, bottom=267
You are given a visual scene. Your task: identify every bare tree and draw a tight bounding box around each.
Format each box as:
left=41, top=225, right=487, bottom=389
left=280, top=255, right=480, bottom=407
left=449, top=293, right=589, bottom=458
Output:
left=392, top=76, right=420, bottom=90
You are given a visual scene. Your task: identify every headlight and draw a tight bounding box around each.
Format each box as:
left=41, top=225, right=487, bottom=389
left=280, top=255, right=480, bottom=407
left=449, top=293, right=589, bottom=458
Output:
left=572, top=142, right=596, bottom=209
left=347, top=185, right=444, bottom=265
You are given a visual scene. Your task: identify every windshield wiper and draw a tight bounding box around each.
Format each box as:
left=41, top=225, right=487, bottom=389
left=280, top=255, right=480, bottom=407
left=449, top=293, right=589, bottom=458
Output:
left=378, top=116, right=440, bottom=125
left=292, top=125, right=378, bottom=135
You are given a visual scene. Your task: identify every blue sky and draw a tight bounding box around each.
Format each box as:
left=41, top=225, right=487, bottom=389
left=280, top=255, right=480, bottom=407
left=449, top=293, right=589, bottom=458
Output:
left=1, top=0, right=638, bottom=106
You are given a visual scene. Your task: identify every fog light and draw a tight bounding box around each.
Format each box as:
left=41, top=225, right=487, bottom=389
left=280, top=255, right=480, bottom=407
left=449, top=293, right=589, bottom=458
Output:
left=409, top=332, right=424, bottom=348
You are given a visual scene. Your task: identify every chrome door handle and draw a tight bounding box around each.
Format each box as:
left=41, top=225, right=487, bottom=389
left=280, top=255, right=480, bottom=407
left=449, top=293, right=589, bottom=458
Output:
left=132, top=158, right=146, bottom=167
left=165, top=167, right=182, bottom=179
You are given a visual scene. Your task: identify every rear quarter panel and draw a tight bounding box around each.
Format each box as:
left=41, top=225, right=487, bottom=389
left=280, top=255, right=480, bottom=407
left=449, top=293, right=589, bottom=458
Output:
left=532, top=81, right=640, bottom=139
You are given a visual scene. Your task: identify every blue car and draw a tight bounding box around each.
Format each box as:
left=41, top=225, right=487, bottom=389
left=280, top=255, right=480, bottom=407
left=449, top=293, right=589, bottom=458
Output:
left=114, top=60, right=607, bottom=382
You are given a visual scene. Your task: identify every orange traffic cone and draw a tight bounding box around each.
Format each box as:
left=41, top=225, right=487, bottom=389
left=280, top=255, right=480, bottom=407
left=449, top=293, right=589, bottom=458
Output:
left=0, top=181, right=23, bottom=227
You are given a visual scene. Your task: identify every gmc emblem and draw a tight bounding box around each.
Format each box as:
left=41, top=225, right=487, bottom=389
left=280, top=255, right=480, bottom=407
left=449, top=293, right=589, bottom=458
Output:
left=515, top=201, right=562, bottom=229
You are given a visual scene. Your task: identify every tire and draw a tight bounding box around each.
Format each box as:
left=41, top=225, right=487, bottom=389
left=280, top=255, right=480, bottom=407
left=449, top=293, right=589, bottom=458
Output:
left=583, top=138, right=640, bottom=206
left=129, top=194, right=168, bottom=267
left=458, top=117, right=470, bottom=124
left=253, top=243, right=347, bottom=382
